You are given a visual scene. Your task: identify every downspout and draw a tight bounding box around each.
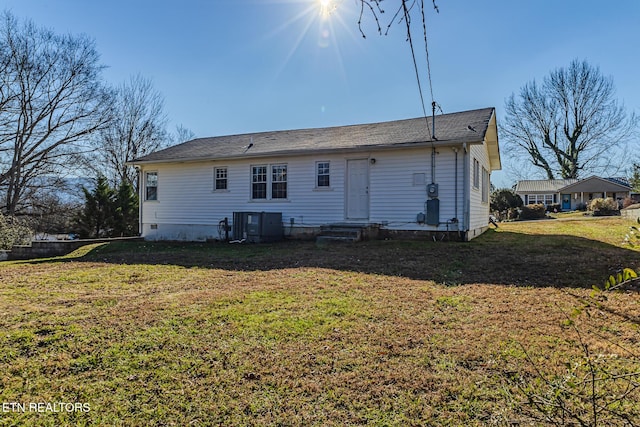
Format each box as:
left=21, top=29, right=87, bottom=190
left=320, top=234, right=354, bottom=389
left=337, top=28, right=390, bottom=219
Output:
left=452, top=147, right=459, bottom=222
left=136, top=166, right=143, bottom=237
left=462, top=143, right=470, bottom=240
left=431, top=146, right=436, bottom=184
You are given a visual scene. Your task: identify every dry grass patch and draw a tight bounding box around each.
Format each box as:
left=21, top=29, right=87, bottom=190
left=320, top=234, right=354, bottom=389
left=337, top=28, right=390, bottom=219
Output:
left=0, top=217, right=639, bottom=425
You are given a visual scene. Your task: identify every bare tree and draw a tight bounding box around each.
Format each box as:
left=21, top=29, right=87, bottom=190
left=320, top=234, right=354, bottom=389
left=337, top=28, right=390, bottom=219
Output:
left=173, top=124, right=196, bottom=145
left=0, top=11, right=112, bottom=215
left=502, top=59, right=637, bottom=180
left=354, top=0, right=439, bottom=38
left=88, top=74, right=168, bottom=188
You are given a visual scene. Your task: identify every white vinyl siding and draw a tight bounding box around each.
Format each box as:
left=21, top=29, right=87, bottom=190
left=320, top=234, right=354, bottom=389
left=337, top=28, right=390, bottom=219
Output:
left=468, top=144, right=492, bottom=234
left=138, top=145, right=491, bottom=241
left=369, top=149, right=461, bottom=226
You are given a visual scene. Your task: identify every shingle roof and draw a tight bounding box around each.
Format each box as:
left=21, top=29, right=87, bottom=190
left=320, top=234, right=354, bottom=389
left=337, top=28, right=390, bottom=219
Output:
left=515, top=176, right=632, bottom=193
left=515, top=179, right=578, bottom=193
left=131, top=108, right=497, bottom=165
left=558, top=176, right=632, bottom=193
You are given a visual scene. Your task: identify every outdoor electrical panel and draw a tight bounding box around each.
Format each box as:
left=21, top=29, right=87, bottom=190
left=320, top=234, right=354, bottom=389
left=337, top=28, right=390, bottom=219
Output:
left=427, top=183, right=439, bottom=199
left=232, top=212, right=283, bottom=243
left=426, top=199, right=440, bottom=225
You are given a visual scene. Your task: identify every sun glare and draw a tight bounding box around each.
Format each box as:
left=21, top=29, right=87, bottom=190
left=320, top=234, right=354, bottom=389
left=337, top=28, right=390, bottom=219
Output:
left=318, top=0, right=336, bottom=19
left=263, top=0, right=359, bottom=87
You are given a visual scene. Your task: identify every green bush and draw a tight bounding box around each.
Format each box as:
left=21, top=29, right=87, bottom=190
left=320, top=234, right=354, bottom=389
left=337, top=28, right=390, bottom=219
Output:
left=519, top=203, right=546, bottom=220
left=546, top=203, right=561, bottom=213
left=589, top=197, right=619, bottom=216
left=490, top=188, right=523, bottom=220
left=0, top=213, right=33, bottom=250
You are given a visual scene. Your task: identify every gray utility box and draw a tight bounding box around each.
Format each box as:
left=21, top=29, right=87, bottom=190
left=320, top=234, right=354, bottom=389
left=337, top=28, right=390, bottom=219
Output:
left=232, top=212, right=283, bottom=243
left=426, top=199, right=439, bottom=225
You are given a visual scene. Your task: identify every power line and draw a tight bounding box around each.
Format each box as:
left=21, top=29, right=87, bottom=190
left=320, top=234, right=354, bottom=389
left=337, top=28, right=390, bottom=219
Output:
left=420, top=0, right=435, bottom=106
left=401, top=0, right=432, bottom=140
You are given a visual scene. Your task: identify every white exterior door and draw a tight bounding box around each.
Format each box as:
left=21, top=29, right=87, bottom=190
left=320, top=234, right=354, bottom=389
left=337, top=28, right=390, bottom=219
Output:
left=346, top=159, right=369, bottom=220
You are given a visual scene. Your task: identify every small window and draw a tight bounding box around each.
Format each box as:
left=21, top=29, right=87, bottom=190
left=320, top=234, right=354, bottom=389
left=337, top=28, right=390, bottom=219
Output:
left=214, top=167, right=228, bottom=191
left=481, top=167, right=489, bottom=203
left=271, top=164, right=287, bottom=199
left=473, top=158, right=480, bottom=189
left=317, top=162, right=330, bottom=187
left=145, top=172, right=158, bottom=201
left=252, top=166, right=267, bottom=199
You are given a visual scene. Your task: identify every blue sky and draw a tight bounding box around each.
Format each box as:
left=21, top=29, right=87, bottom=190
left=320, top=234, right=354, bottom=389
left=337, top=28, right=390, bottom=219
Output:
left=3, top=0, right=639, bottom=186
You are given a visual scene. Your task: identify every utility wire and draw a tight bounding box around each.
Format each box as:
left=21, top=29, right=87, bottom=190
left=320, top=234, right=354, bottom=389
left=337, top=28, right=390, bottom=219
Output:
left=401, top=0, right=432, bottom=141
left=420, top=0, right=435, bottom=106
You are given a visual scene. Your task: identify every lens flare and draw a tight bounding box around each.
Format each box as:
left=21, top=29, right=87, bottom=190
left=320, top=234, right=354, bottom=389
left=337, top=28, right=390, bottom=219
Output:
left=318, top=0, right=336, bottom=19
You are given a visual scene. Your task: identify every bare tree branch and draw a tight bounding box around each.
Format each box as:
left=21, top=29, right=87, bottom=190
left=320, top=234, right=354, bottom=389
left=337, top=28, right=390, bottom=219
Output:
left=84, top=74, right=168, bottom=189
left=501, top=59, right=638, bottom=179
left=0, top=11, right=112, bottom=215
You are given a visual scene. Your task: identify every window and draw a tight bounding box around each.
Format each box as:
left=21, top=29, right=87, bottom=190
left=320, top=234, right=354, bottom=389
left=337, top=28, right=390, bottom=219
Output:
left=316, top=162, right=330, bottom=187
left=252, top=166, right=267, bottom=199
left=473, top=158, right=480, bottom=189
left=481, top=167, right=489, bottom=203
left=214, top=167, right=228, bottom=191
left=528, top=194, right=554, bottom=205
left=145, top=172, right=158, bottom=201
left=271, top=164, right=287, bottom=199
left=251, top=164, right=288, bottom=200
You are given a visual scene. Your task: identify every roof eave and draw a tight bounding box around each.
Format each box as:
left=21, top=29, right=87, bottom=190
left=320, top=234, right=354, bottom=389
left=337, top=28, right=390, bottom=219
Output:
left=485, top=109, right=501, bottom=171
left=128, top=138, right=484, bottom=166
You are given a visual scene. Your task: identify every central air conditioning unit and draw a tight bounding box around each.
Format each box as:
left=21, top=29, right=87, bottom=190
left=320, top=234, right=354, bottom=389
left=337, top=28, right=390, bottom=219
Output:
left=232, top=212, right=283, bottom=243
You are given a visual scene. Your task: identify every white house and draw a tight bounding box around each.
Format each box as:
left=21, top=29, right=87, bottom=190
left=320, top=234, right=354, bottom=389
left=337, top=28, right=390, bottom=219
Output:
left=515, top=176, right=632, bottom=211
left=129, top=107, right=501, bottom=241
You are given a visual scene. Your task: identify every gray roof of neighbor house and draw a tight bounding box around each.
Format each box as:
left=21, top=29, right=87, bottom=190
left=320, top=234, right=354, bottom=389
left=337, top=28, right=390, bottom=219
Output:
left=515, top=179, right=578, bottom=193
left=558, top=176, right=632, bottom=193
left=131, top=107, right=500, bottom=170
left=515, top=176, right=632, bottom=194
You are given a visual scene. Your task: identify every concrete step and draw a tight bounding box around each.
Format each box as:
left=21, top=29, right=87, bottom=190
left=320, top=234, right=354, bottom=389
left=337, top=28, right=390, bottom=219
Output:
left=317, top=223, right=368, bottom=243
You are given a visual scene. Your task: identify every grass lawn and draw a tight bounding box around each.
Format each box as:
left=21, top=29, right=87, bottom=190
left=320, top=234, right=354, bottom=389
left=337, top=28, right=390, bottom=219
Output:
left=1, top=217, right=639, bottom=426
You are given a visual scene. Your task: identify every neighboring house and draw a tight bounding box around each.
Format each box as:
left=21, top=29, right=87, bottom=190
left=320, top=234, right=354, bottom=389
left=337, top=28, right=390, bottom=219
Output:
left=515, top=176, right=632, bottom=211
left=129, top=107, right=500, bottom=241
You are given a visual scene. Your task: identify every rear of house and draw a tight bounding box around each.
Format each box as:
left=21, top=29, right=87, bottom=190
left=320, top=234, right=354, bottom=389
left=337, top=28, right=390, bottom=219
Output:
left=130, top=108, right=500, bottom=241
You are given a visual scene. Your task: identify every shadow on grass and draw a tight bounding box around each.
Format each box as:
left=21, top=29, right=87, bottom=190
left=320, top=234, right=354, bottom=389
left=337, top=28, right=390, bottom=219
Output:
left=18, top=229, right=640, bottom=289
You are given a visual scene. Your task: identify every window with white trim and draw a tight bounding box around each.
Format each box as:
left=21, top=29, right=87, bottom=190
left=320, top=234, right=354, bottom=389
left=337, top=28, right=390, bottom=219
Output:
left=251, top=165, right=267, bottom=199
left=481, top=167, right=489, bottom=203
left=251, top=164, right=287, bottom=200
left=316, top=161, right=330, bottom=187
left=145, top=172, right=158, bottom=201
left=271, top=164, right=287, bottom=199
left=473, top=158, right=480, bottom=189
left=528, top=194, right=554, bottom=205
left=214, top=167, right=228, bottom=191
